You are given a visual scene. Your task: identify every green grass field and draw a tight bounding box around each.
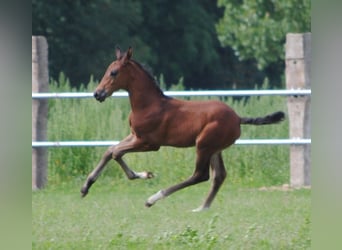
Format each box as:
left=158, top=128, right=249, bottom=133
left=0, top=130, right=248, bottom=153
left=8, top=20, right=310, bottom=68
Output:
left=32, top=179, right=310, bottom=249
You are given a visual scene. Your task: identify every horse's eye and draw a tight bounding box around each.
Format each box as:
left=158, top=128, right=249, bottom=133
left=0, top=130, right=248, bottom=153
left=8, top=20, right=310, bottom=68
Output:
left=110, top=70, right=118, bottom=77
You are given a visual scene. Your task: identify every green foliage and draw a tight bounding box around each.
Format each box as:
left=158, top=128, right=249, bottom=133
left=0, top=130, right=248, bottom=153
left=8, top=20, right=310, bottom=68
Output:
left=47, top=76, right=289, bottom=188
left=217, top=0, right=311, bottom=69
left=32, top=1, right=270, bottom=90
left=32, top=0, right=147, bottom=86
left=138, top=0, right=226, bottom=89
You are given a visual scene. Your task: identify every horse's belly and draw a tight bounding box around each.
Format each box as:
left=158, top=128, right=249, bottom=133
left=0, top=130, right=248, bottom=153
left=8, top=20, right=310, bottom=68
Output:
left=164, top=137, right=196, bottom=148
left=160, top=125, right=199, bottom=147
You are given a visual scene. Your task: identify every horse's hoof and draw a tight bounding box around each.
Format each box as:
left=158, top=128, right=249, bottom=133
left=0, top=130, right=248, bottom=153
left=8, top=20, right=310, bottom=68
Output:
left=146, top=171, right=154, bottom=178
left=145, top=202, right=153, bottom=208
left=136, top=171, right=154, bottom=179
left=80, top=188, right=88, bottom=198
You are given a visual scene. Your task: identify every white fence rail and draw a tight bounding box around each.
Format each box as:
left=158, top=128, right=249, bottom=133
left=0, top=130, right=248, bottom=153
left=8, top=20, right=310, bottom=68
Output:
left=32, top=89, right=311, bottom=99
left=32, top=89, right=311, bottom=147
left=32, top=139, right=311, bottom=147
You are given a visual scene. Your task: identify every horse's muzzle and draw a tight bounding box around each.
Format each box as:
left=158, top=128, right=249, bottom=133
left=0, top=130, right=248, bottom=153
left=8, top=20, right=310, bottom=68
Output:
left=94, top=90, right=107, bottom=102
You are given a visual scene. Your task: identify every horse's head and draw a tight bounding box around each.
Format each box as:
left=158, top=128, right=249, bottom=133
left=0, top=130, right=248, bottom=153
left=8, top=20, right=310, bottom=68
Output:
left=94, top=47, right=133, bottom=102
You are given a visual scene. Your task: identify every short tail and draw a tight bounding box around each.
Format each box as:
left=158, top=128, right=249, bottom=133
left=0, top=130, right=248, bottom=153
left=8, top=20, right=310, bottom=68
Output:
left=240, top=111, right=285, bottom=125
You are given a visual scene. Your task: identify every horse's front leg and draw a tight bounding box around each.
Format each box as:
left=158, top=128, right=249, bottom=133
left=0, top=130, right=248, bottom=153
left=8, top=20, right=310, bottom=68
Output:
left=111, top=134, right=159, bottom=179
left=115, top=158, right=154, bottom=180
left=81, top=133, right=158, bottom=197
left=80, top=146, right=113, bottom=197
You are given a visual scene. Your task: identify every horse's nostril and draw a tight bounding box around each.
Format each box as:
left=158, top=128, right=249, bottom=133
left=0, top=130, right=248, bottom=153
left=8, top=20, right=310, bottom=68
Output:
left=94, top=90, right=106, bottom=102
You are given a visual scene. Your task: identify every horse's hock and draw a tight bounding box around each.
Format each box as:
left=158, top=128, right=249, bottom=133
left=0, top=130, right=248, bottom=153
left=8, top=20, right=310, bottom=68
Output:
left=286, top=33, right=311, bottom=187
left=32, top=36, right=49, bottom=189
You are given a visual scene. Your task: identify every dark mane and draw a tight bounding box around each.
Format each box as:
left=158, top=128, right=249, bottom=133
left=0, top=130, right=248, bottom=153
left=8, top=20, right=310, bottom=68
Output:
left=131, top=60, right=170, bottom=98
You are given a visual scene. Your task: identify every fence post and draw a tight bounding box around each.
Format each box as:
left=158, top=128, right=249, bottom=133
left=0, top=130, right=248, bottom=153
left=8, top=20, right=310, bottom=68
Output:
left=32, top=36, right=49, bottom=189
left=285, top=33, right=311, bottom=187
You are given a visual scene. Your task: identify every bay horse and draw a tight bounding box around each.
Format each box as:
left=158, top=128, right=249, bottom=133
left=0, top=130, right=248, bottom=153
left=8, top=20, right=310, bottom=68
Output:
left=81, top=47, right=285, bottom=212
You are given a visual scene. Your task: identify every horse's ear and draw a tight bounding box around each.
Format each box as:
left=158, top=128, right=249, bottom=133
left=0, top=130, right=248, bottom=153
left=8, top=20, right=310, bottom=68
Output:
left=126, top=46, right=133, bottom=60
left=115, top=46, right=122, bottom=59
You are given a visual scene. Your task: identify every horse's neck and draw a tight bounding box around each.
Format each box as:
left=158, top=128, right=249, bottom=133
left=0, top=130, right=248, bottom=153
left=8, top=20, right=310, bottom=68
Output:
left=128, top=88, right=164, bottom=113
left=126, top=65, right=165, bottom=112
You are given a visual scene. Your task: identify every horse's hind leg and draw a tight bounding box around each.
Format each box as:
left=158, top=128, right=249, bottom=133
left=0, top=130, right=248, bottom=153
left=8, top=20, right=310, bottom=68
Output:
left=145, top=149, right=211, bottom=208
left=192, top=152, right=226, bottom=212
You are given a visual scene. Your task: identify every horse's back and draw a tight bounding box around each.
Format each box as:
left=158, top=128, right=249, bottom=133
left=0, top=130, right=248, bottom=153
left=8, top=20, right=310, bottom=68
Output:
left=172, top=98, right=240, bottom=124
left=159, top=98, right=241, bottom=148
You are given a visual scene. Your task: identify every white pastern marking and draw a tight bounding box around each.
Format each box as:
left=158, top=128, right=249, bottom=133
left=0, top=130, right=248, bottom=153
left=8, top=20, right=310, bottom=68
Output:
left=136, top=171, right=148, bottom=179
left=147, top=190, right=164, bottom=205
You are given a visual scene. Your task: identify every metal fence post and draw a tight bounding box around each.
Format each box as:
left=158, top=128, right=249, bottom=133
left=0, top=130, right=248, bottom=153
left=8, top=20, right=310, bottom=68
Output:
left=285, top=33, right=311, bottom=187
left=32, top=36, right=49, bottom=189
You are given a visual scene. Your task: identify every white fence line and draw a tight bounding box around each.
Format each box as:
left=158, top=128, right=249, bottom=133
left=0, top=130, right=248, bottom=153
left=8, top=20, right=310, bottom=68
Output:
left=32, top=139, right=311, bottom=147
left=31, top=89, right=311, bottom=147
left=32, top=89, right=311, bottom=99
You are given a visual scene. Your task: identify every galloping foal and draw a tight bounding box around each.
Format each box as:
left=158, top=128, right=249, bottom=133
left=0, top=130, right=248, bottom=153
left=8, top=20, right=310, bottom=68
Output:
left=81, top=47, right=285, bottom=211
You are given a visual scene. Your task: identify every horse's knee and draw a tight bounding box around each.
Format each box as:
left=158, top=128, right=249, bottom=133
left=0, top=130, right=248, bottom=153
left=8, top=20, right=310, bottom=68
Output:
left=112, top=152, right=121, bottom=160
left=111, top=148, right=123, bottom=160
left=99, top=146, right=115, bottom=160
